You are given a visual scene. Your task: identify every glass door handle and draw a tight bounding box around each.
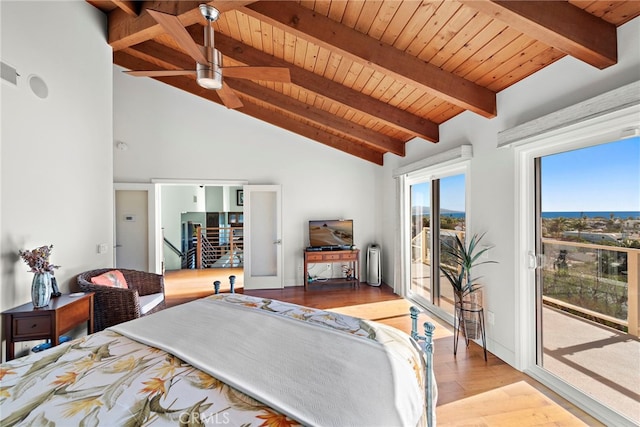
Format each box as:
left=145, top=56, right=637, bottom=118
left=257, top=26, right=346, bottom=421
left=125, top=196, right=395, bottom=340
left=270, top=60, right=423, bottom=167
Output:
left=528, top=251, right=538, bottom=269
left=274, top=239, right=282, bottom=245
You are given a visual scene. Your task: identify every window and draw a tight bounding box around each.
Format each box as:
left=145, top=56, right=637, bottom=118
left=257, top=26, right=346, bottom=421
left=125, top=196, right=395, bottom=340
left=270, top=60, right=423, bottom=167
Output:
left=407, top=170, right=467, bottom=316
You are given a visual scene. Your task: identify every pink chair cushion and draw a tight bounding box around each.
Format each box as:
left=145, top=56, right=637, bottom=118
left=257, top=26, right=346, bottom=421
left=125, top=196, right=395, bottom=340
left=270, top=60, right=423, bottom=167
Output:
left=90, top=270, right=128, bottom=289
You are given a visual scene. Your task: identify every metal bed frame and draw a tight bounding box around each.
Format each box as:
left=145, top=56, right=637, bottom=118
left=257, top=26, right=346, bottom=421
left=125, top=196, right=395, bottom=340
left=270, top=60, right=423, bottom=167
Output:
left=411, top=306, right=436, bottom=427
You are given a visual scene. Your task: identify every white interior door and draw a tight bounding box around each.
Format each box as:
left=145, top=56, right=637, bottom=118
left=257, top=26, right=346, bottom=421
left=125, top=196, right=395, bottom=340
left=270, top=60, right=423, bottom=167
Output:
left=115, top=190, right=149, bottom=270
left=243, top=185, right=283, bottom=289
left=114, top=183, right=160, bottom=273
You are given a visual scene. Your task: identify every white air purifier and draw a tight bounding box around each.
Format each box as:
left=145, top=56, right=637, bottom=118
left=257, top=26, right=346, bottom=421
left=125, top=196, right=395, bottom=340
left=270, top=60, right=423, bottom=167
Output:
left=367, top=244, right=381, bottom=286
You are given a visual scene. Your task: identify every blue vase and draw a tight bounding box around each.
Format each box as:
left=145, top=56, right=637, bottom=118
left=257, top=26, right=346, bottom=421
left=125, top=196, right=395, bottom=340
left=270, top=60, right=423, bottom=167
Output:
left=31, top=272, right=52, bottom=308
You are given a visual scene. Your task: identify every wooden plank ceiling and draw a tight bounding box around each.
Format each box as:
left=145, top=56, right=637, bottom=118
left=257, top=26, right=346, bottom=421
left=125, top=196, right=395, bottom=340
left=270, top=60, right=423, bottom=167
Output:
left=88, top=1, right=640, bottom=165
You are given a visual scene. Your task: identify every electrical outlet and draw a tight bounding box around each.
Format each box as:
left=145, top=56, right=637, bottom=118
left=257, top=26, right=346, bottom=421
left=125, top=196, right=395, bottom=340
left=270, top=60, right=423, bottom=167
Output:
left=487, top=310, right=495, bottom=325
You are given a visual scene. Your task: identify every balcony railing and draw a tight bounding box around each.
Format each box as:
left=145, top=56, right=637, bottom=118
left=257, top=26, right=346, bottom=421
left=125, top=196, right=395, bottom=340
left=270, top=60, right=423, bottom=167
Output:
left=411, top=228, right=639, bottom=338
left=541, top=238, right=639, bottom=338
left=194, top=225, right=243, bottom=268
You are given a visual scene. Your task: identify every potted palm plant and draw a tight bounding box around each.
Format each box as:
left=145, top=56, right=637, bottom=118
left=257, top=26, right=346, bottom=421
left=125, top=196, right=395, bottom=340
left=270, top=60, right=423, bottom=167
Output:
left=440, top=232, right=496, bottom=339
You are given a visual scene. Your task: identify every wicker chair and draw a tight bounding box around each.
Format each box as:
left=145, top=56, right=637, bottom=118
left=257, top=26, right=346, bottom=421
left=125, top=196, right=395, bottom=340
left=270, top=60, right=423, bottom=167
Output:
left=77, top=268, right=166, bottom=332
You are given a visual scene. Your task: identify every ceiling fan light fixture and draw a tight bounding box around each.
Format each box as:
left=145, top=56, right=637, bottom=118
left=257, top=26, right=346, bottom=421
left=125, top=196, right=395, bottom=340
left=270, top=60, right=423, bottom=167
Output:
left=197, top=63, right=222, bottom=89
left=197, top=75, right=223, bottom=90
left=129, top=5, right=285, bottom=109
left=197, top=48, right=222, bottom=89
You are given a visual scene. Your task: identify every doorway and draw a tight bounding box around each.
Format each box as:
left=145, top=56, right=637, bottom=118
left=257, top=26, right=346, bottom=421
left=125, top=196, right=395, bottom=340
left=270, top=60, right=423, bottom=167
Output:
left=114, top=183, right=159, bottom=273
left=243, top=185, right=283, bottom=290
left=115, top=190, right=148, bottom=271
left=159, top=182, right=245, bottom=273
left=532, top=138, right=640, bottom=423
left=512, top=92, right=640, bottom=425
left=114, top=180, right=246, bottom=275
left=115, top=181, right=283, bottom=291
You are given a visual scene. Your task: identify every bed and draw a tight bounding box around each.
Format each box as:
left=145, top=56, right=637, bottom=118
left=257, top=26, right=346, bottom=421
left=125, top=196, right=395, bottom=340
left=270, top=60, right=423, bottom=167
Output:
left=1, top=293, right=435, bottom=426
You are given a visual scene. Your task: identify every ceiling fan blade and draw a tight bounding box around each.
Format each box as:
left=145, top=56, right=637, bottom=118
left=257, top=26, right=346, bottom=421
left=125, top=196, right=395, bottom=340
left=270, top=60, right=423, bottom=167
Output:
left=147, top=9, right=208, bottom=65
left=222, top=67, right=291, bottom=83
left=125, top=70, right=196, bottom=77
left=217, top=83, right=244, bottom=109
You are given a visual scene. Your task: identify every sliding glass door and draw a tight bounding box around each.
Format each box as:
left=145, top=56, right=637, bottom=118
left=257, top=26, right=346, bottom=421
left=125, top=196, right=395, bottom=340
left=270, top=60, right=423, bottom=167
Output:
left=533, top=137, right=640, bottom=423
left=408, top=171, right=466, bottom=316
left=410, top=181, right=432, bottom=303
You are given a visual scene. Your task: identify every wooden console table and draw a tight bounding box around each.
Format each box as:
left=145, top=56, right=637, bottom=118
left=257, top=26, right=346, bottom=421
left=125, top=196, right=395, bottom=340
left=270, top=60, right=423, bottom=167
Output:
left=2, top=293, right=94, bottom=361
left=304, top=249, right=360, bottom=290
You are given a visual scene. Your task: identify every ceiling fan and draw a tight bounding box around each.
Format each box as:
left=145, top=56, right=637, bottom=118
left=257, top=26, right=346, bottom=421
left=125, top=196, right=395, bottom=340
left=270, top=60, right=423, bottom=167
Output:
left=125, top=4, right=291, bottom=109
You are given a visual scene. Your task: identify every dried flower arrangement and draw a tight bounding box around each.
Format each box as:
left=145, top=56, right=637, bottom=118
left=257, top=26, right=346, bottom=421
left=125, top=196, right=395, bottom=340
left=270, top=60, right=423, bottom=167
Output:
left=19, top=244, right=60, bottom=274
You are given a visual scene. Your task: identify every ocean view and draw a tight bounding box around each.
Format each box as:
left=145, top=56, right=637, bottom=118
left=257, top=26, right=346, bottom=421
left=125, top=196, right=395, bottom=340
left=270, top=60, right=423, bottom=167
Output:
left=436, top=211, right=640, bottom=219
left=541, top=211, right=640, bottom=219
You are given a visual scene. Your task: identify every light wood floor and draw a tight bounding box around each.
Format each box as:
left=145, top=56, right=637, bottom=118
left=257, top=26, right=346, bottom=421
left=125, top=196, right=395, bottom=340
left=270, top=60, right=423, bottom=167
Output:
left=165, top=269, right=602, bottom=426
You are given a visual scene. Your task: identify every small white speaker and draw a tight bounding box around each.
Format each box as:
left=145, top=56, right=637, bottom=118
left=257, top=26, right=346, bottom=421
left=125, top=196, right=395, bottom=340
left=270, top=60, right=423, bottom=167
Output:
left=367, top=244, right=381, bottom=286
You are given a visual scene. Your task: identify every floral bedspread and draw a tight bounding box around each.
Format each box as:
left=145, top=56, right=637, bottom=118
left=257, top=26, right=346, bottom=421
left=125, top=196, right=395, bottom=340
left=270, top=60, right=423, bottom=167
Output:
left=1, top=293, right=426, bottom=426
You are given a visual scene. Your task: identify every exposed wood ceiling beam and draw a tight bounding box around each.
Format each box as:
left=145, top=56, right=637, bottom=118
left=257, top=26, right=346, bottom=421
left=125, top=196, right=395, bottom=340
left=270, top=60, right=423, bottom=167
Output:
left=112, top=0, right=138, bottom=17
left=240, top=2, right=497, bottom=118
left=113, top=51, right=385, bottom=164
left=107, top=1, right=254, bottom=51
left=242, top=103, right=384, bottom=165
left=125, top=41, right=404, bottom=155
left=225, top=78, right=406, bottom=156
left=459, top=0, right=617, bottom=69
left=122, top=40, right=193, bottom=71
left=192, top=29, right=439, bottom=143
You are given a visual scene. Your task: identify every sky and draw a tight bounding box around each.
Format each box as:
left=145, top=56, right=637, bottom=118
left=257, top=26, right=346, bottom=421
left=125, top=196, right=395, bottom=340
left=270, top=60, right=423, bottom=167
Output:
left=541, top=137, right=640, bottom=212
left=411, top=174, right=466, bottom=212
left=411, top=137, right=640, bottom=213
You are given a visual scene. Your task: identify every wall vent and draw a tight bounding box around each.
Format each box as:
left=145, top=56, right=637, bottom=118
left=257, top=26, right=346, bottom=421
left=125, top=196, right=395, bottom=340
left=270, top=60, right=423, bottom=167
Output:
left=1, top=61, right=19, bottom=86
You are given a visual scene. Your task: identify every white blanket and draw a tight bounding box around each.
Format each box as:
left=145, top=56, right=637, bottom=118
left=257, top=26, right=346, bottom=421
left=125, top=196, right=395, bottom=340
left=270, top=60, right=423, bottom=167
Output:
left=111, top=297, right=423, bottom=427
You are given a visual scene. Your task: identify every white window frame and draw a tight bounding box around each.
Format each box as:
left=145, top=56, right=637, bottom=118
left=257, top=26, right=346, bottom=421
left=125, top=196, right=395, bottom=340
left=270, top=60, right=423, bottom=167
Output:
left=394, top=145, right=472, bottom=320
left=508, top=81, right=639, bottom=426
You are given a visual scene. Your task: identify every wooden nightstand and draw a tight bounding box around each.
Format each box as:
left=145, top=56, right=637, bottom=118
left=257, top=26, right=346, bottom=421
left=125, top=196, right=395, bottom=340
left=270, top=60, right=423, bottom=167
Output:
left=2, top=293, right=94, bottom=361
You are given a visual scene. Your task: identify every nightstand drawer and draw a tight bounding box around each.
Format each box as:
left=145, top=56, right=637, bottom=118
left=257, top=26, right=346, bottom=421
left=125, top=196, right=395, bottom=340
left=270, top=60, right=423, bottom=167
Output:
left=341, top=253, right=358, bottom=260
left=14, top=316, right=51, bottom=337
left=324, top=253, right=341, bottom=260
left=307, top=254, right=323, bottom=261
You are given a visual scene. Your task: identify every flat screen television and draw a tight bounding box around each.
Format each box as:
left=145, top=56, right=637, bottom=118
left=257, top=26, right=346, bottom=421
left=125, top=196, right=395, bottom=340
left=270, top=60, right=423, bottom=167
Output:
left=309, top=219, right=353, bottom=249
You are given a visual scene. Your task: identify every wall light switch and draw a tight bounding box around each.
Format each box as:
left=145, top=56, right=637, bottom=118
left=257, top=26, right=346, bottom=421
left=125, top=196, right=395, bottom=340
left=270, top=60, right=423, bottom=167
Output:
left=97, top=243, right=109, bottom=254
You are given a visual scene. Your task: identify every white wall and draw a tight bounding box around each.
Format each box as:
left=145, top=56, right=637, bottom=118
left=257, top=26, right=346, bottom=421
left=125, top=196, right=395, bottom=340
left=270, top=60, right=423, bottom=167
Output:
left=1, top=1, right=113, bottom=357
left=381, top=17, right=640, bottom=366
left=205, top=186, right=223, bottom=212
left=228, top=186, right=243, bottom=212
left=113, top=69, right=381, bottom=285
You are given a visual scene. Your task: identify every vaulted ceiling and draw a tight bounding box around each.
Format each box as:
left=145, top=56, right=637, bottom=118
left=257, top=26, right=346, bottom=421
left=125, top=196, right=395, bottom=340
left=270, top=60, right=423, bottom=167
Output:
left=88, top=1, right=640, bottom=165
